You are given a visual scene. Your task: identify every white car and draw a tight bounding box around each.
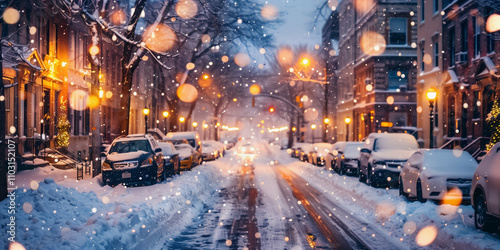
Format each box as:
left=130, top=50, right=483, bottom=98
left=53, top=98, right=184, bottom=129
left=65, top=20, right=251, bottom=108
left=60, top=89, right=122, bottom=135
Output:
left=400, top=149, right=478, bottom=203
left=298, top=144, right=314, bottom=162
left=201, top=143, right=219, bottom=161
left=359, top=133, right=419, bottom=187
left=309, top=143, right=332, bottom=166
left=325, top=141, right=346, bottom=171
left=202, top=140, right=225, bottom=157
left=471, top=142, right=500, bottom=231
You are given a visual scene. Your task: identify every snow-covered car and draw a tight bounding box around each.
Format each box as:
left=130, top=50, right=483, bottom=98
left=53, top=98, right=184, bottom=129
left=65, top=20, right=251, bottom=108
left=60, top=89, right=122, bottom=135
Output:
left=158, top=142, right=180, bottom=176
left=471, top=142, right=500, bottom=231
left=334, top=142, right=363, bottom=176
left=359, top=133, right=419, bottom=187
left=203, top=140, right=225, bottom=157
left=201, top=143, right=219, bottom=161
left=325, top=141, right=346, bottom=172
left=174, top=143, right=198, bottom=170
left=102, top=134, right=165, bottom=186
left=165, top=132, right=202, bottom=166
left=309, top=143, right=332, bottom=166
left=298, top=143, right=314, bottom=162
left=290, top=142, right=310, bottom=158
left=147, top=128, right=168, bottom=142
left=399, top=149, right=478, bottom=203
left=237, top=142, right=256, bottom=155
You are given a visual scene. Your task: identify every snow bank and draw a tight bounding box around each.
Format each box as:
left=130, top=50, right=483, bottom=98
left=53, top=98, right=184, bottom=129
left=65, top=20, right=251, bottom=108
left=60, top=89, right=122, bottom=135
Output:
left=1, top=157, right=237, bottom=249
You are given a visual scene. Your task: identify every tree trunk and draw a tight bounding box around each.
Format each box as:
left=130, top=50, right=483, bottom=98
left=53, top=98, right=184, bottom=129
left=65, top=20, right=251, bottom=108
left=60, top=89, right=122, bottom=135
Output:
left=167, top=99, right=180, bottom=132
left=184, top=100, right=197, bottom=131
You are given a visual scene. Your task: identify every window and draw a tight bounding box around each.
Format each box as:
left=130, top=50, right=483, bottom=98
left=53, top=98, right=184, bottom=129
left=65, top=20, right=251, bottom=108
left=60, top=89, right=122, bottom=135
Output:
left=388, top=70, right=408, bottom=90
left=474, top=17, right=480, bottom=57
left=473, top=91, right=480, bottom=119
left=433, top=0, right=438, bottom=13
left=450, top=28, right=455, bottom=64
left=461, top=21, right=467, bottom=53
left=421, top=0, right=425, bottom=22
left=434, top=42, right=439, bottom=67
left=421, top=46, right=425, bottom=72
left=389, top=18, right=407, bottom=45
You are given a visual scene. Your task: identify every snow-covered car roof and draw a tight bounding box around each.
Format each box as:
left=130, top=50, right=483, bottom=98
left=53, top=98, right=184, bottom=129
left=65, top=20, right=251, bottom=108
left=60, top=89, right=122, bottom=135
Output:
left=158, top=142, right=178, bottom=155
left=313, top=143, right=332, bottom=150
left=166, top=132, right=199, bottom=140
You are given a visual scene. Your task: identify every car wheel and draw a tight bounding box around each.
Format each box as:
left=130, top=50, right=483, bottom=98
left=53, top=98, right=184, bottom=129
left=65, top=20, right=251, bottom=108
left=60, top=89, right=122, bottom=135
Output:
left=339, top=162, right=345, bottom=176
left=475, top=192, right=494, bottom=231
left=416, top=180, right=426, bottom=203
left=359, top=168, right=366, bottom=183
left=367, top=166, right=376, bottom=187
left=399, top=177, right=409, bottom=198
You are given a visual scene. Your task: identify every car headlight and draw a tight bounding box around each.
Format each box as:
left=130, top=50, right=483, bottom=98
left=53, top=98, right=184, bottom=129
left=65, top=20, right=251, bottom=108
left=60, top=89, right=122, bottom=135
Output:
left=102, top=161, right=111, bottom=170
left=141, top=158, right=153, bottom=166
left=164, top=156, right=171, bottom=159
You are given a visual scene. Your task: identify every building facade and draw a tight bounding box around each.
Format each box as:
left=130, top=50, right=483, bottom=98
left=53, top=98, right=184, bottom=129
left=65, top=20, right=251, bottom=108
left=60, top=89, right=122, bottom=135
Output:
left=333, top=0, right=418, bottom=142
left=440, top=0, right=500, bottom=150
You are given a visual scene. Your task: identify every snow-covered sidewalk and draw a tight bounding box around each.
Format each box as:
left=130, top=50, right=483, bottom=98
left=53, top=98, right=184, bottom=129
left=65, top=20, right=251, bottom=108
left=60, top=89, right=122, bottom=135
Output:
left=1, top=156, right=239, bottom=249
left=271, top=149, right=500, bottom=249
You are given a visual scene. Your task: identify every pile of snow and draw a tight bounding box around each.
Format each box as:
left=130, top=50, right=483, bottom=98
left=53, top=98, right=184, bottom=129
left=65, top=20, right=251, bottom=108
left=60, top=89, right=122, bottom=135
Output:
left=1, top=157, right=238, bottom=249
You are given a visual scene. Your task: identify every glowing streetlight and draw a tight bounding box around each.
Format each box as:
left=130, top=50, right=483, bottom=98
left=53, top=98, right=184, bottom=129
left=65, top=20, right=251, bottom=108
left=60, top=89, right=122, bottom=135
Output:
left=311, top=124, right=317, bottom=143
left=427, top=87, right=437, bottom=148
left=162, top=111, right=169, bottom=133
left=301, top=58, right=310, bottom=66
left=193, top=122, right=198, bottom=127
left=143, top=108, right=150, bottom=133
left=345, top=117, right=351, bottom=141
left=324, top=118, right=330, bottom=124
left=89, top=45, right=100, bottom=56
left=203, top=123, right=208, bottom=129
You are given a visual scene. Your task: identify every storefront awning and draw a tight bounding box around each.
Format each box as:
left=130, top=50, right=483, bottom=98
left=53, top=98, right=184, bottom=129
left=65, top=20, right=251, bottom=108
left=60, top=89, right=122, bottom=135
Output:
left=443, top=69, right=459, bottom=85
left=475, top=56, right=497, bottom=79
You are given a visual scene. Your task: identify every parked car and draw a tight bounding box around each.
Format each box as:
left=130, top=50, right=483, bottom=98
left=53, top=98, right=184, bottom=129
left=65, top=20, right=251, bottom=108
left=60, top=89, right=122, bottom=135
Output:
left=309, top=143, right=332, bottom=166
left=471, top=142, right=500, bottom=231
left=102, top=134, right=165, bottom=186
left=158, top=142, right=180, bottom=176
left=334, top=142, right=363, bottom=176
left=325, top=141, right=346, bottom=172
left=201, top=142, right=219, bottom=161
left=147, top=128, right=167, bottom=142
left=359, top=133, right=419, bottom=187
left=203, top=140, right=225, bottom=157
left=290, top=143, right=309, bottom=158
left=399, top=149, right=478, bottom=203
left=298, top=144, right=314, bottom=162
left=165, top=131, right=202, bottom=166
left=174, top=143, right=198, bottom=170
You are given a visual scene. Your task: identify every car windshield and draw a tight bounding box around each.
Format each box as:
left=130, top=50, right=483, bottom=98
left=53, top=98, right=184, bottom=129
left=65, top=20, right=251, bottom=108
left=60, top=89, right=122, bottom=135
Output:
left=108, top=140, right=151, bottom=154
left=374, top=136, right=418, bottom=152
left=344, top=144, right=362, bottom=159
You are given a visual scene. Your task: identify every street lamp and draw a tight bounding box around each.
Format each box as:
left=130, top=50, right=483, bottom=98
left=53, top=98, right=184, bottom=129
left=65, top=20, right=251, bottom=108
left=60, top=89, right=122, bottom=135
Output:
left=311, top=124, right=317, bottom=143
left=426, top=87, right=437, bottom=148
left=192, top=121, right=198, bottom=129
left=162, top=111, right=169, bottom=134
left=179, top=116, right=185, bottom=132
left=203, top=123, right=209, bottom=140
left=143, top=108, right=150, bottom=133
left=344, top=117, right=351, bottom=141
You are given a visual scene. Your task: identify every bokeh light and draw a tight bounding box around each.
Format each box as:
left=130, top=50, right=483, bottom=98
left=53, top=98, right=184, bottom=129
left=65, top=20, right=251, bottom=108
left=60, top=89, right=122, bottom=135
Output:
left=89, top=45, right=100, bottom=56
left=23, top=202, right=33, bottom=214
left=70, top=90, right=89, bottom=111
left=486, top=14, right=500, bottom=33
left=403, top=221, right=417, bottom=234
left=250, top=84, right=261, bottom=95
left=29, top=26, right=37, bottom=35
left=3, top=8, right=20, bottom=24
left=354, top=0, right=374, bottom=15
left=277, top=46, right=294, bottom=67
left=8, top=242, right=26, bottom=250
left=144, top=24, right=177, bottom=53
left=105, top=91, right=113, bottom=99
left=198, top=75, right=212, bottom=88
left=261, top=4, right=278, bottom=20
left=186, top=62, right=195, bottom=70
left=359, top=31, right=386, bottom=56
left=111, top=9, right=127, bottom=25
left=423, top=54, right=432, bottom=65
left=366, top=84, right=373, bottom=92
left=304, top=108, right=319, bottom=122
left=415, top=225, right=438, bottom=246
left=328, top=0, right=339, bottom=10
left=87, top=95, right=100, bottom=109
left=234, top=53, right=251, bottom=67
left=201, top=34, right=211, bottom=43
left=177, top=84, right=198, bottom=102
left=386, top=96, right=395, bottom=105
left=176, top=0, right=198, bottom=19
left=221, top=55, right=229, bottom=63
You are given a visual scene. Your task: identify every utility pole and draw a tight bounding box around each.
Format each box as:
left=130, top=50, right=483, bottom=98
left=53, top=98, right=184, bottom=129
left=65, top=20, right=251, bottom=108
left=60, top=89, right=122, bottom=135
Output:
left=323, top=61, right=329, bottom=142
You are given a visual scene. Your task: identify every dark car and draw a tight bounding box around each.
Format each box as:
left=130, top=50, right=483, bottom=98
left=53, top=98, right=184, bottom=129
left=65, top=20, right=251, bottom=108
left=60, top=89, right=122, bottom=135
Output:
left=158, top=142, right=181, bottom=176
left=334, top=142, right=363, bottom=176
left=102, top=134, right=165, bottom=186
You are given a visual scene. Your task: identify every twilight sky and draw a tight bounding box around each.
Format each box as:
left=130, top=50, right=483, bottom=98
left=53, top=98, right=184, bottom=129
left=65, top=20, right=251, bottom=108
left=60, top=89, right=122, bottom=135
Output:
left=267, top=0, right=327, bottom=48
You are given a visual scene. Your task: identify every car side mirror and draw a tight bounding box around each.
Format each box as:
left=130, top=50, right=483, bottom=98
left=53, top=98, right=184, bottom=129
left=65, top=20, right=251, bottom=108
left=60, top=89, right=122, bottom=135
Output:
left=155, top=148, right=162, bottom=153
left=360, top=148, right=371, bottom=154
